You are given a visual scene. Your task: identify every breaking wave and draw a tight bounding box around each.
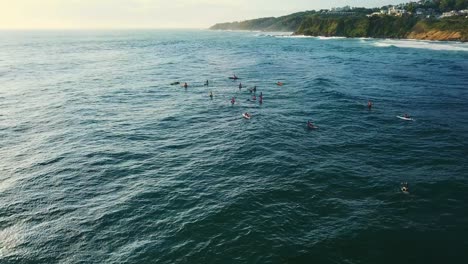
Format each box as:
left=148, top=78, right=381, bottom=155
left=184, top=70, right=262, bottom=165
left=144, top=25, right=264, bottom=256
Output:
left=372, top=39, right=468, bottom=51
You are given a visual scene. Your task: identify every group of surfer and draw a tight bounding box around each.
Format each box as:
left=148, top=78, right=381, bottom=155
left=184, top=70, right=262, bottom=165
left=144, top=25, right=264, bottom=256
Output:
left=172, top=77, right=411, bottom=194
left=176, top=75, right=264, bottom=118
left=178, top=75, right=312, bottom=129
left=176, top=80, right=410, bottom=133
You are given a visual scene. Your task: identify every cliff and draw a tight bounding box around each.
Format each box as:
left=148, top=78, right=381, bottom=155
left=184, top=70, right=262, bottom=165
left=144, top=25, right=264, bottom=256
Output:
left=407, top=18, right=468, bottom=41
left=210, top=14, right=468, bottom=42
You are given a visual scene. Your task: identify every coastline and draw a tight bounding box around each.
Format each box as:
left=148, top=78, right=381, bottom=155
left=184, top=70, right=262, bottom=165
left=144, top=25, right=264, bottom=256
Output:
left=210, top=29, right=468, bottom=43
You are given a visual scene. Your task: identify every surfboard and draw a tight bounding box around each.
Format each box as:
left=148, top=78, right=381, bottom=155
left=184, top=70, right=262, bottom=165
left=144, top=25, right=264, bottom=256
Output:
left=397, top=116, right=414, bottom=121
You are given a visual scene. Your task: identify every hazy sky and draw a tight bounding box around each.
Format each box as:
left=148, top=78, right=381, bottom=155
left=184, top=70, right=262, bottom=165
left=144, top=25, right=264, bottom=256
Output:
left=0, top=0, right=409, bottom=29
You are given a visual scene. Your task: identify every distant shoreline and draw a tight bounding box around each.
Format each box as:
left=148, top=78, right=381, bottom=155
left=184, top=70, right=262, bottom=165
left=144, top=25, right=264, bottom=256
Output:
left=210, top=4, right=468, bottom=43
left=210, top=29, right=468, bottom=43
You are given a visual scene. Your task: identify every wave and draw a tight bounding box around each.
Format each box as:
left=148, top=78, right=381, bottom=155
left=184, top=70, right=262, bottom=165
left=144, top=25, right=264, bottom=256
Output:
left=274, top=35, right=313, bottom=38
left=256, top=32, right=294, bottom=37
left=372, top=39, right=468, bottom=52
left=317, top=36, right=347, bottom=40
left=276, top=35, right=347, bottom=40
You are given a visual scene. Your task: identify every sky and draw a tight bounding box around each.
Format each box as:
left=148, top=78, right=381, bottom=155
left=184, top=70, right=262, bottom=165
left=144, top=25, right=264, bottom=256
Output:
left=0, top=0, right=410, bottom=29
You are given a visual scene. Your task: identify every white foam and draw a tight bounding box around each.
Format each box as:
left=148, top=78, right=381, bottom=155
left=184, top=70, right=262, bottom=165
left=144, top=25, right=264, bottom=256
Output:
left=372, top=39, right=468, bottom=52
left=274, top=34, right=313, bottom=38
left=317, top=36, right=347, bottom=40
left=256, top=32, right=293, bottom=37
left=274, top=35, right=349, bottom=39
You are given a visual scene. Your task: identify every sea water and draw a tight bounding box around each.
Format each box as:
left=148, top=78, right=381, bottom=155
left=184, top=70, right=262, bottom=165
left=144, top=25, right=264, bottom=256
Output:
left=1, top=30, right=468, bottom=263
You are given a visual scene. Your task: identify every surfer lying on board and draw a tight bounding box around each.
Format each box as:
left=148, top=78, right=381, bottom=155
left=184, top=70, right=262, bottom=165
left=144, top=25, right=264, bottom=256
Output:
left=307, top=120, right=317, bottom=129
left=401, top=182, right=409, bottom=193
left=404, top=113, right=410, bottom=118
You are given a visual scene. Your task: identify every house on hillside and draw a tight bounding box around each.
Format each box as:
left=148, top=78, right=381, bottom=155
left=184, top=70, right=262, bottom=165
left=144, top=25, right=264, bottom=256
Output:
left=388, top=6, right=408, bottom=16
left=440, top=10, right=460, bottom=18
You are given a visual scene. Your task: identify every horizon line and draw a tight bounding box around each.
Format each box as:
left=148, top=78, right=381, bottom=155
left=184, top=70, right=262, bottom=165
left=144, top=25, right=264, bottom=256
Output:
left=0, top=27, right=210, bottom=31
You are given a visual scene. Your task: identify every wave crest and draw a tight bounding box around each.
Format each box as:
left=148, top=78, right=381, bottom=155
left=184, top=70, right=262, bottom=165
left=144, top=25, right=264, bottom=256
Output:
left=372, top=39, right=468, bottom=52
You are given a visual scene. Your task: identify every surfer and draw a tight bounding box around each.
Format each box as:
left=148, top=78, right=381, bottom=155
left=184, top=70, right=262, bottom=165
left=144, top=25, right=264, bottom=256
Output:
left=404, top=113, right=410, bottom=118
left=368, top=100, right=373, bottom=110
left=307, top=120, right=316, bottom=129
left=277, top=81, right=283, bottom=86
left=209, top=91, right=213, bottom=99
left=205, top=80, right=209, bottom=86
left=401, top=182, right=409, bottom=193
left=183, top=82, right=188, bottom=89
left=231, top=97, right=236, bottom=105
left=239, top=83, right=242, bottom=90
left=252, top=95, right=256, bottom=101
left=253, top=86, right=257, bottom=93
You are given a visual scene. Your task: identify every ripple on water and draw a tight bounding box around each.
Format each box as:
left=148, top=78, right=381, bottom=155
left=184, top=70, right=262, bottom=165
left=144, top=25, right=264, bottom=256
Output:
left=1, top=30, right=468, bottom=264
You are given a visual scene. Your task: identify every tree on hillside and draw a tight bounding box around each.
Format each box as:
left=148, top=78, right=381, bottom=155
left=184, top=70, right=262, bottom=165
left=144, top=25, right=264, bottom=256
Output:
left=439, top=0, right=456, bottom=11
left=406, top=2, right=417, bottom=13
left=421, top=0, right=440, bottom=11
left=455, top=0, right=467, bottom=10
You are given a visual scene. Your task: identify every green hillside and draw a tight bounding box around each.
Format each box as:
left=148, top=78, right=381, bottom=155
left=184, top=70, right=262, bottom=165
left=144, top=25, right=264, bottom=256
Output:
left=210, top=1, right=468, bottom=41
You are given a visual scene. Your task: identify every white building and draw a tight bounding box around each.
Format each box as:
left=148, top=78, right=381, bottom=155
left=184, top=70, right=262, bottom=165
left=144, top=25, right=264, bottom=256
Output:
left=388, top=6, right=407, bottom=16
left=441, top=10, right=460, bottom=18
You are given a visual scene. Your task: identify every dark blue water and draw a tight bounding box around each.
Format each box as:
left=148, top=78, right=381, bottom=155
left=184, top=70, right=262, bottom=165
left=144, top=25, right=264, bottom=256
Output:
left=1, top=30, right=468, bottom=264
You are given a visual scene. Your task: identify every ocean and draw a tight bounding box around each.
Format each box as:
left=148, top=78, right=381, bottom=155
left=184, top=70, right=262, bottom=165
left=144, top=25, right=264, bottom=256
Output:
left=1, top=30, right=468, bottom=264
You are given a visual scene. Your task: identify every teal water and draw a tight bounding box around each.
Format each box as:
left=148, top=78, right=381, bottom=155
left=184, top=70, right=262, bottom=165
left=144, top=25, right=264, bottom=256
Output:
left=1, top=30, right=468, bottom=263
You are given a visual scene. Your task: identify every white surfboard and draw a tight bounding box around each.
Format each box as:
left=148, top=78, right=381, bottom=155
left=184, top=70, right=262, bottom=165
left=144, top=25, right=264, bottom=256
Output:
left=397, top=116, right=414, bottom=121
